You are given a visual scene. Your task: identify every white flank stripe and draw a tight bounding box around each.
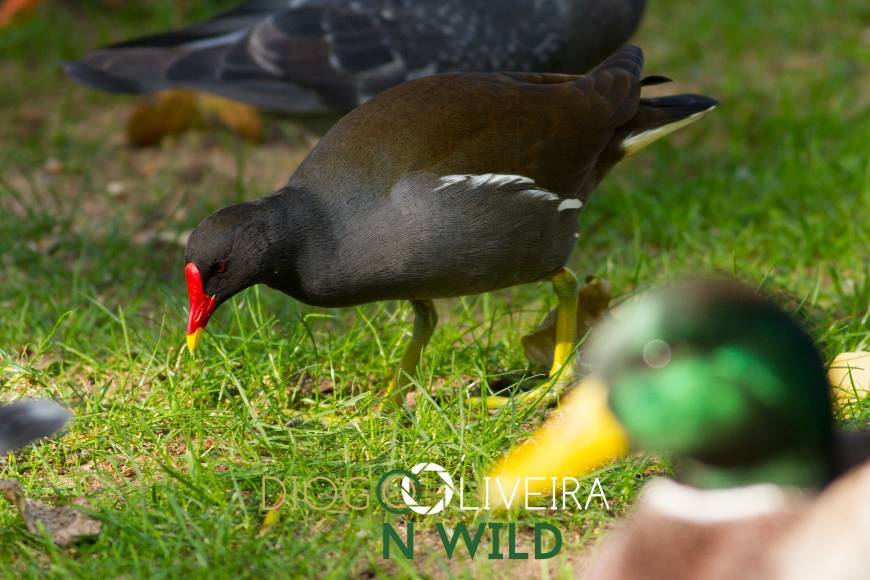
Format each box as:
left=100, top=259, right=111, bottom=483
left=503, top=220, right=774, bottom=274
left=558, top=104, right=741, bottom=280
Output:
left=522, top=189, right=560, bottom=202
left=557, top=199, right=583, bottom=212
left=435, top=173, right=535, bottom=192
left=436, top=175, right=468, bottom=189
left=435, top=174, right=566, bottom=205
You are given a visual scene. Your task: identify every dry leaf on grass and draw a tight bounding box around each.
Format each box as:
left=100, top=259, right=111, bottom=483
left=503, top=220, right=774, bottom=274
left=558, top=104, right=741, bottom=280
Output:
left=292, top=372, right=336, bottom=396
left=197, top=93, right=264, bottom=142
left=126, top=90, right=263, bottom=147
left=0, top=480, right=102, bottom=547
left=829, top=351, right=870, bottom=412
left=522, top=277, right=612, bottom=367
left=258, top=478, right=287, bottom=537
left=126, top=90, right=198, bottom=147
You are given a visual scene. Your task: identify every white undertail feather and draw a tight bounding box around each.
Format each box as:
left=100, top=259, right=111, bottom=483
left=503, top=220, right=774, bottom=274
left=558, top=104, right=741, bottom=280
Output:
left=558, top=199, right=583, bottom=212
left=621, top=107, right=717, bottom=158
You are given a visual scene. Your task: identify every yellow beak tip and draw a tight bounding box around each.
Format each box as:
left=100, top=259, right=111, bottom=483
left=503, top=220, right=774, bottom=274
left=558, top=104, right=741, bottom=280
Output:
left=187, top=328, right=204, bottom=353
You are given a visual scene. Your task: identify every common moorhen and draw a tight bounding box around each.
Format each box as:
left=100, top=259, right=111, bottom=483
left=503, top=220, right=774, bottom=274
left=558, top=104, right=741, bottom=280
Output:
left=184, top=45, right=718, bottom=409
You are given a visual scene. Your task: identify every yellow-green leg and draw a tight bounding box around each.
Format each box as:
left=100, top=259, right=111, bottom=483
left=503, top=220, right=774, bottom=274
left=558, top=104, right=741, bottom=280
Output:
left=378, top=299, right=438, bottom=411
left=473, top=268, right=579, bottom=410
left=287, top=300, right=437, bottom=425
left=546, top=268, right=579, bottom=384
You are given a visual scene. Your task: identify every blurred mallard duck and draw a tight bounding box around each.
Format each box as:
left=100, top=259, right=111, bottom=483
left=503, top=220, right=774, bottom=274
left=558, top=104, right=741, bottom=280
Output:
left=489, top=279, right=869, bottom=580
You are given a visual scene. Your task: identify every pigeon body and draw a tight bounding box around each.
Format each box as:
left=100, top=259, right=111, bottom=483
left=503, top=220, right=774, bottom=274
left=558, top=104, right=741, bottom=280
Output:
left=66, top=0, right=647, bottom=113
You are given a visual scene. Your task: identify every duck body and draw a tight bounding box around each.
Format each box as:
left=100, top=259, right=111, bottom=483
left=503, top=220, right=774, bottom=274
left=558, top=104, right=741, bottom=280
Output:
left=587, top=464, right=870, bottom=580
left=66, top=0, right=647, bottom=113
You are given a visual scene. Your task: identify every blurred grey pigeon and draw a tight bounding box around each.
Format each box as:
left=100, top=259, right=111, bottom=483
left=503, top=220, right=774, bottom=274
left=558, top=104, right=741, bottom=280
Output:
left=65, top=0, right=647, bottom=113
left=0, top=400, right=72, bottom=455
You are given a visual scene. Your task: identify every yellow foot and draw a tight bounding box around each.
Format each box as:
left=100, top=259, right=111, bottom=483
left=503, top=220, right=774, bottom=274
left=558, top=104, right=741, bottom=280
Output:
left=471, top=268, right=580, bottom=412
left=468, top=369, right=575, bottom=411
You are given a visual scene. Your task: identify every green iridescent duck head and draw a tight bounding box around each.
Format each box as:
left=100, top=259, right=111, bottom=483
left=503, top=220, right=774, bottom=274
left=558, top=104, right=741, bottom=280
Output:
left=490, top=279, right=835, bottom=499
left=591, top=279, right=834, bottom=488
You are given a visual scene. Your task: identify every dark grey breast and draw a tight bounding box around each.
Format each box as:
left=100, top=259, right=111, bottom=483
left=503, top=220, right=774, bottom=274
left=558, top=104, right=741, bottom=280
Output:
left=65, top=0, right=647, bottom=113
left=287, top=172, right=583, bottom=305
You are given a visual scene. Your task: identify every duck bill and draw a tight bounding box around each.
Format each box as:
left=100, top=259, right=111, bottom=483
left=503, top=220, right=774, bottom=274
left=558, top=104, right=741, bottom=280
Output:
left=185, top=262, right=216, bottom=353
left=486, top=378, right=630, bottom=510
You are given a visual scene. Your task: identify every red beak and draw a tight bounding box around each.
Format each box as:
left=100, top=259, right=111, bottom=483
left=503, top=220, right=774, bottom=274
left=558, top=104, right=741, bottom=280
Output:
left=185, top=262, right=216, bottom=352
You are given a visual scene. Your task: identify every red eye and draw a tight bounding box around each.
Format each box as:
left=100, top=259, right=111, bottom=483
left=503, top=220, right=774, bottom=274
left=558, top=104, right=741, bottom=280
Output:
left=216, top=261, right=227, bottom=274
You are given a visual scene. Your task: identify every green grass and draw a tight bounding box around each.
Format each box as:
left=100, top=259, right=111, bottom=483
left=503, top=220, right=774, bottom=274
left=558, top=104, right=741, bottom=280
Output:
left=1, top=0, right=868, bottom=577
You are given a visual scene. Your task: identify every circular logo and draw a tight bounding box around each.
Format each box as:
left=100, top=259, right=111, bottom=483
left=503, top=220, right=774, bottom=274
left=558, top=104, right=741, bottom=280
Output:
left=376, top=468, right=422, bottom=515
left=401, top=463, right=454, bottom=515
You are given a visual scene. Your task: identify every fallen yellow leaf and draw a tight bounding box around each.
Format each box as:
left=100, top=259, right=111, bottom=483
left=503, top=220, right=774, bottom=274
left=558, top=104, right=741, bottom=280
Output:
left=258, top=477, right=287, bottom=537
left=829, top=351, right=870, bottom=414
left=126, top=90, right=199, bottom=147
left=0, top=0, right=40, bottom=27
left=197, top=93, right=264, bottom=143
left=126, top=90, right=264, bottom=147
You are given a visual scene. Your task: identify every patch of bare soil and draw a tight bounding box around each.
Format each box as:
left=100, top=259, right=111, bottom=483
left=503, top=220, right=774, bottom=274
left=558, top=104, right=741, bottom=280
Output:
left=3, top=85, right=321, bottom=238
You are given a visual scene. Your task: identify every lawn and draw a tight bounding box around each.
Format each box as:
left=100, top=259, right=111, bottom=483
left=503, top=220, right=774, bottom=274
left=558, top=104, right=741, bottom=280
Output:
left=0, top=0, right=867, bottom=577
